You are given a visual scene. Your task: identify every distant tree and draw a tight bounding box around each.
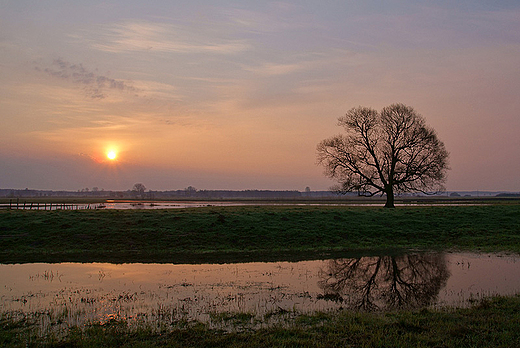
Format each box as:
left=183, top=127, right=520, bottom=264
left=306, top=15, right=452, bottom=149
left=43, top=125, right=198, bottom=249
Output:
left=184, top=186, right=197, bottom=196
left=317, top=103, right=449, bottom=208
left=132, top=183, right=146, bottom=197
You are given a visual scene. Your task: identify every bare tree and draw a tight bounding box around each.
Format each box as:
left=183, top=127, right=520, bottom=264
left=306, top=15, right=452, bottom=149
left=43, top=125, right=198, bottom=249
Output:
left=184, top=186, right=197, bottom=197
left=317, top=103, right=449, bottom=208
left=132, top=183, right=146, bottom=197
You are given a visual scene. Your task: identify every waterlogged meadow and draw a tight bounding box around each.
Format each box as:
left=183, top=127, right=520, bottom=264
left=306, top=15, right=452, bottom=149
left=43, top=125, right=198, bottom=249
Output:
left=1, top=203, right=520, bottom=347
left=2, top=253, right=520, bottom=333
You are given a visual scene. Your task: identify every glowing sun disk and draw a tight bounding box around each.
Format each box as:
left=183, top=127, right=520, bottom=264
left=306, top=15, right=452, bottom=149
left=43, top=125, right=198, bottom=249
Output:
left=107, top=150, right=117, bottom=160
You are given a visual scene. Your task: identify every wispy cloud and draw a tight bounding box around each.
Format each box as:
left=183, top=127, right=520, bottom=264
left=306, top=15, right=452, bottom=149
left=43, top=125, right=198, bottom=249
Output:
left=34, top=58, right=186, bottom=106
left=36, top=58, right=138, bottom=99
left=84, top=20, right=251, bottom=54
left=245, top=62, right=306, bottom=76
left=224, top=3, right=317, bottom=33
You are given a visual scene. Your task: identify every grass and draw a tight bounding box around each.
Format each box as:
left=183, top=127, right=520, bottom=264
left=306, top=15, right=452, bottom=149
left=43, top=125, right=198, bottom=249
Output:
left=2, top=295, right=520, bottom=347
left=1, top=204, right=520, bottom=263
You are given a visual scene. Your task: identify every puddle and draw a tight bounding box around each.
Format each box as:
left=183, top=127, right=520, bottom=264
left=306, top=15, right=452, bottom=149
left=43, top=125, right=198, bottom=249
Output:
left=1, top=253, right=519, bottom=329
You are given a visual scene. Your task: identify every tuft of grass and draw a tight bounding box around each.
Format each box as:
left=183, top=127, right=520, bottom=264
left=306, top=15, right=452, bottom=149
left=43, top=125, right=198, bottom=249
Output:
left=209, top=311, right=256, bottom=327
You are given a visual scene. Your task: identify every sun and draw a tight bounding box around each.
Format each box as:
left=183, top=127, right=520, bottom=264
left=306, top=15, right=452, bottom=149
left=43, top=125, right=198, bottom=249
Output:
left=106, top=150, right=117, bottom=161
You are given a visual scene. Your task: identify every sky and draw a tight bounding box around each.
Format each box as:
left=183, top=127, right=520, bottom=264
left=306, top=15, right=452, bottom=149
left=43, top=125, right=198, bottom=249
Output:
left=1, top=1, right=519, bottom=192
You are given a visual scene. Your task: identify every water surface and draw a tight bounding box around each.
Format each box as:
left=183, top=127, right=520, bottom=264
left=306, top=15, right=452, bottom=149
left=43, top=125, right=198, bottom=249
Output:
left=1, top=252, right=519, bottom=328
left=96, top=201, right=484, bottom=209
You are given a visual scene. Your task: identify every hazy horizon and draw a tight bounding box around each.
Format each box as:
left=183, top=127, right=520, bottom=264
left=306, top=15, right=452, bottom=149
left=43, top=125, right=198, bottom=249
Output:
left=1, top=1, right=519, bottom=192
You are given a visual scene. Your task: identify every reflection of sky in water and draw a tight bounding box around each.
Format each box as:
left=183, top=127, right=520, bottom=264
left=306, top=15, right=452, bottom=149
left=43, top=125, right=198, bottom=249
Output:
left=88, top=201, right=490, bottom=210
left=3, top=201, right=488, bottom=211
left=440, top=254, right=520, bottom=305
left=1, top=253, right=519, bottom=328
left=104, top=202, right=487, bottom=209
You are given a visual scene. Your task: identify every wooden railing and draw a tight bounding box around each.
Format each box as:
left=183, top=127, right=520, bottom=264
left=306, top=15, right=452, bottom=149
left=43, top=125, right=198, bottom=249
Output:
left=0, top=200, right=101, bottom=210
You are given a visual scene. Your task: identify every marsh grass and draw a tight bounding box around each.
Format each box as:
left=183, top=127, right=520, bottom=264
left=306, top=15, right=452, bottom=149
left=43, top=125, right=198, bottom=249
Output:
left=1, top=204, right=520, bottom=263
left=209, top=311, right=257, bottom=329
left=2, top=295, right=520, bottom=347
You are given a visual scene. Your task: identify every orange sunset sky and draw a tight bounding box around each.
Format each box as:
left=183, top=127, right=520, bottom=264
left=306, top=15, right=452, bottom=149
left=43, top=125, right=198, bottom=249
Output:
left=1, top=1, right=519, bottom=192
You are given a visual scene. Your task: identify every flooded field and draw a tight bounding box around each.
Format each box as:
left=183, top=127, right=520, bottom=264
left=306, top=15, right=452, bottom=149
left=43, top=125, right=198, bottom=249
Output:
left=1, top=253, right=519, bottom=329
left=99, top=201, right=487, bottom=209
left=1, top=200, right=490, bottom=211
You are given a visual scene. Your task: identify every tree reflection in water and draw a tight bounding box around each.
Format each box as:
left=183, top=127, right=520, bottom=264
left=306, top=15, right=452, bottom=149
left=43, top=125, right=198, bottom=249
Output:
left=318, top=253, right=449, bottom=311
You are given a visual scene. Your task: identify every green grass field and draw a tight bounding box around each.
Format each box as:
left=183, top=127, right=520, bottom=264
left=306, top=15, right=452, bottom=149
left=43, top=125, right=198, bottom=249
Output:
left=1, top=204, right=520, bottom=263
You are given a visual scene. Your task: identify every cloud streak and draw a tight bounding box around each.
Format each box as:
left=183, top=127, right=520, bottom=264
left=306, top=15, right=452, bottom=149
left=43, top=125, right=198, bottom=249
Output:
left=37, top=58, right=138, bottom=99
left=86, top=20, right=251, bottom=54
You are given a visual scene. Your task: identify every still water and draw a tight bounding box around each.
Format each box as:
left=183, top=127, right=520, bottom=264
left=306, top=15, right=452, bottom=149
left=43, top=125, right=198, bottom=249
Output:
left=1, top=253, right=519, bottom=328
left=95, top=201, right=476, bottom=209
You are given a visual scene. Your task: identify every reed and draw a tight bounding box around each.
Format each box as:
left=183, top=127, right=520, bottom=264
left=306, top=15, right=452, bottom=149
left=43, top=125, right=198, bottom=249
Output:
left=2, top=295, right=519, bottom=347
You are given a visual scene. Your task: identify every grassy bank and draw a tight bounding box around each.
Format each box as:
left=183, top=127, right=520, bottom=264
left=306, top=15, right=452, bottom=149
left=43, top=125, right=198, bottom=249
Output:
left=1, top=204, right=519, bottom=263
left=2, top=295, right=519, bottom=347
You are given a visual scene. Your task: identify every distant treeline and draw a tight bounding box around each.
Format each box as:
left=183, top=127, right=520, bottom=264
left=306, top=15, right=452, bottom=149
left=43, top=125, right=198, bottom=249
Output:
left=1, top=188, right=518, bottom=200
left=0, top=188, right=343, bottom=199
left=495, top=192, right=520, bottom=197
left=154, top=189, right=315, bottom=199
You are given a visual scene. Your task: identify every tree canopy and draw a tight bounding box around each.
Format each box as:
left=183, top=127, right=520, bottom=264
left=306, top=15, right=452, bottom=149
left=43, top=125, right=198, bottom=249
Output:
left=132, top=183, right=146, bottom=196
left=317, top=103, right=449, bottom=208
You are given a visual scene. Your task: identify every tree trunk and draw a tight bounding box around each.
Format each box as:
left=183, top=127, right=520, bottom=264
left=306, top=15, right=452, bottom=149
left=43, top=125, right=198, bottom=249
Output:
left=384, top=186, right=395, bottom=208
